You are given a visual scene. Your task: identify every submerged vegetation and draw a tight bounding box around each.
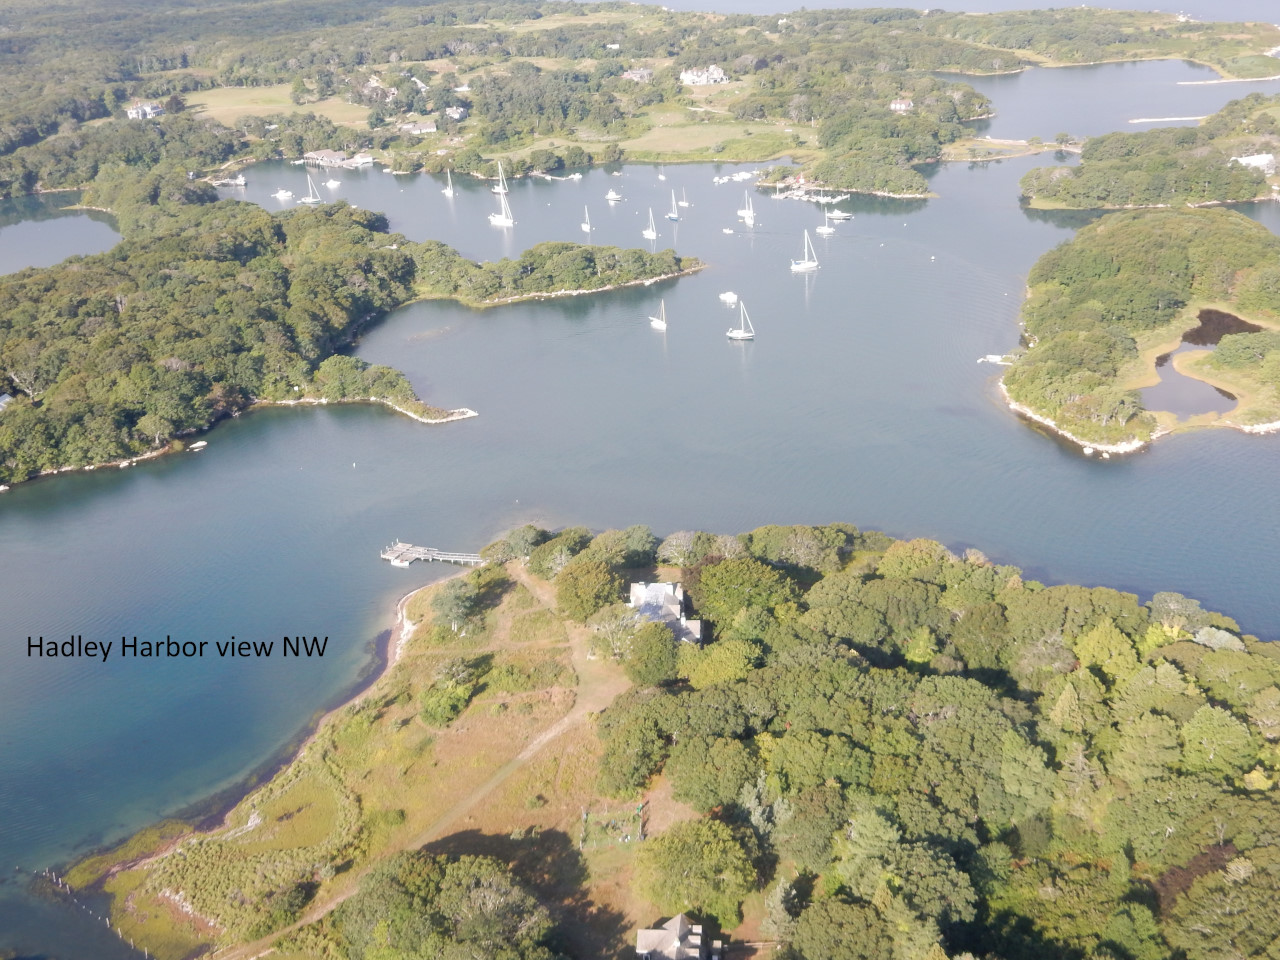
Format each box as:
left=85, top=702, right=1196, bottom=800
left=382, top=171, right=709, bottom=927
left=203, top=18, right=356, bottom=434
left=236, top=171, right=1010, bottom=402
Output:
left=67, top=521, right=1280, bottom=960
left=1003, top=207, right=1280, bottom=446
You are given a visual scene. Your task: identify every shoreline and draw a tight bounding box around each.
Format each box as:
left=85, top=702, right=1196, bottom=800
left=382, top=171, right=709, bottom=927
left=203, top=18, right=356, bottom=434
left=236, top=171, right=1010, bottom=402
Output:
left=997, top=379, right=1156, bottom=455
left=409, top=261, right=711, bottom=309
left=9, top=396, right=477, bottom=492
left=64, top=573, right=457, bottom=886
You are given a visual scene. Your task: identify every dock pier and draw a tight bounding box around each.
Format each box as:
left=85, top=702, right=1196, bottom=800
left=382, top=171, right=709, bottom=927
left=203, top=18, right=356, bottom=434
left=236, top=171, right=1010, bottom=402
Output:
left=380, top=541, right=484, bottom=567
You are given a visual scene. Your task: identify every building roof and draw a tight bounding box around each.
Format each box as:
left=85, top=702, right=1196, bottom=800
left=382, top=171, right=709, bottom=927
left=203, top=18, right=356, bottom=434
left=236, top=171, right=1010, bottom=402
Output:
left=628, top=583, right=703, bottom=644
left=636, top=914, right=705, bottom=959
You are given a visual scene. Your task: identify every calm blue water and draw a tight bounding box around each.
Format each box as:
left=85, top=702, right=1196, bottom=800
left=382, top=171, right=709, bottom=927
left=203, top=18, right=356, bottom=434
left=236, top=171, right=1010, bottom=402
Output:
left=4, top=56, right=1280, bottom=959
left=0, top=194, right=119, bottom=275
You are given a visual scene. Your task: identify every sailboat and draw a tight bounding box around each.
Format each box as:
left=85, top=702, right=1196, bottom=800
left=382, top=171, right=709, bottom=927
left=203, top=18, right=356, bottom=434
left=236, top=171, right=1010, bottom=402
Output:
left=677, top=187, right=690, bottom=208
left=657, top=166, right=667, bottom=181
left=649, top=300, right=667, bottom=330
left=790, top=229, right=819, bottom=272
left=581, top=206, right=591, bottom=233
left=442, top=169, right=454, bottom=198
left=491, top=162, right=509, bottom=194
left=666, top=190, right=680, bottom=222
left=642, top=208, right=657, bottom=241
left=816, top=212, right=835, bottom=236
left=297, top=174, right=322, bottom=204
left=726, top=301, right=755, bottom=340
left=488, top=163, right=515, bottom=226
left=738, top=191, right=755, bottom=227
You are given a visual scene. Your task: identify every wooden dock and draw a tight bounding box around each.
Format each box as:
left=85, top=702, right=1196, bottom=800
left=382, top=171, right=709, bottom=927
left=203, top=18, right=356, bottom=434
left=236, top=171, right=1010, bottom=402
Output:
left=380, top=541, right=484, bottom=567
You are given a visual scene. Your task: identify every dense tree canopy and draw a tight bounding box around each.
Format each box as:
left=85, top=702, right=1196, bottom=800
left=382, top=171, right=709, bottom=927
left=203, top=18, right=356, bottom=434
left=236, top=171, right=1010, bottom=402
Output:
left=1004, top=207, right=1280, bottom=444
left=583, top=521, right=1279, bottom=960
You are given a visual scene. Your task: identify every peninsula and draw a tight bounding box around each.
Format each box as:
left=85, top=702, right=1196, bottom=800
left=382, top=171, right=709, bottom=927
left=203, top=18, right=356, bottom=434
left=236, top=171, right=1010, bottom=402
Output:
left=1003, top=207, right=1280, bottom=451
left=62, top=522, right=1280, bottom=960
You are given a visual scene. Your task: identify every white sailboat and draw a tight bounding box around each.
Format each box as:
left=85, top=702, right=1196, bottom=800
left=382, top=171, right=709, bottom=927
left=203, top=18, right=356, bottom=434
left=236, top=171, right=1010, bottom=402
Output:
left=442, top=169, right=454, bottom=197
left=657, top=166, right=667, bottom=181
left=677, top=187, right=690, bottom=208
left=738, top=191, right=755, bottom=226
left=816, top=212, right=835, bottom=236
left=666, top=190, right=680, bottom=222
left=649, top=299, right=667, bottom=330
left=581, top=205, right=592, bottom=233
left=642, top=208, right=657, bottom=241
left=790, top=229, right=819, bottom=272
left=488, top=164, right=515, bottom=226
left=491, top=162, right=509, bottom=194
left=297, top=174, right=322, bottom=204
left=727, top=301, right=755, bottom=340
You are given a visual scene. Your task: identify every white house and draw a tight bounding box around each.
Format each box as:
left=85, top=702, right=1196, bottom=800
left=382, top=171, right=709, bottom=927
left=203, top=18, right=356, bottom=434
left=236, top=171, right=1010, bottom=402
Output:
left=622, top=67, right=654, bottom=82
left=890, top=98, right=914, bottom=113
left=679, top=65, right=728, bottom=86
left=444, top=105, right=469, bottom=121
left=126, top=102, right=164, bottom=120
left=1231, top=153, right=1276, bottom=176
left=628, top=582, right=703, bottom=645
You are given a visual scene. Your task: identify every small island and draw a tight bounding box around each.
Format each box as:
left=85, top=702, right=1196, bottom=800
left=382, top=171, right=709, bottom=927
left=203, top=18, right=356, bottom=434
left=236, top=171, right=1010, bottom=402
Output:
left=58, top=521, right=1280, bottom=960
left=1003, top=207, right=1280, bottom=451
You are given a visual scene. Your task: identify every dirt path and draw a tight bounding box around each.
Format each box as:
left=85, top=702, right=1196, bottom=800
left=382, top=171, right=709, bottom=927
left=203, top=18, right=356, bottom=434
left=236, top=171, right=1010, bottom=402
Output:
left=212, top=563, right=629, bottom=960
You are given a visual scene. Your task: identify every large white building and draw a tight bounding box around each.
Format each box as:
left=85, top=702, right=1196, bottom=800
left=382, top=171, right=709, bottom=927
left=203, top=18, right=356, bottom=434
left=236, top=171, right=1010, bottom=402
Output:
left=1231, top=153, right=1276, bottom=175
left=679, top=65, right=728, bottom=86
left=125, top=101, right=164, bottom=119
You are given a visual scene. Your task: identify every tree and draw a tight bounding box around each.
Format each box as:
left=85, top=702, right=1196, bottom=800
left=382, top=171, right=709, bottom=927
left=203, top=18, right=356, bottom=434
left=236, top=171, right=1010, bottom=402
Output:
left=135, top=412, right=173, bottom=446
left=1072, top=617, right=1140, bottom=686
left=625, top=622, right=678, bottom=686
left=556, top=558, right=621, bottom=622
left=432, top=577, right=478, bottom=631
left=1181, top=705, right=1257, bottom=778
left=666, top=735, right=757, bottom=812
left=791, top=899, right=896, bottom=960
left=690, top=556, right=799, bottom=627
left=634, top=819, right=757, bottom=926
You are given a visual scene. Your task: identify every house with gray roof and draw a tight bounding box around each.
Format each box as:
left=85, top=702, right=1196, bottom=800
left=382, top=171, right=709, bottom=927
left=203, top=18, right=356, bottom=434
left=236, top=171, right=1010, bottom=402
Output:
left=636, top=914, right=721, bottom=960
left=628, top=582, right=703, bottom=644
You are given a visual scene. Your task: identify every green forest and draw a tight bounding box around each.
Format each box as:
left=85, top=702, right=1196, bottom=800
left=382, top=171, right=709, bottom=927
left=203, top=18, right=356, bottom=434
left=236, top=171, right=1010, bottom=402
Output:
left=510, top=520, right=1280, bottom=960
left=1003, top=207, right=1280, bottom=444
left=1019, top=94, right=1279, bottom=209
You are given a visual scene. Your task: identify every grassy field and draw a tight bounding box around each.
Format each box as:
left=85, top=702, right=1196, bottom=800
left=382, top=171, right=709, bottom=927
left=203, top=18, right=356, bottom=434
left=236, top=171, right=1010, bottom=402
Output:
left=187, top=85, right=370, bottom=127
left=70, top=561, right=720, bottom=960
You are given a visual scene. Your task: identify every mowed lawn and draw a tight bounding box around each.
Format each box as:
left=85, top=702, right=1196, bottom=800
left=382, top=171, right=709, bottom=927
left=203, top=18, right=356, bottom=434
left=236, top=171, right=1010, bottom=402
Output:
left=188, top=84, right=370, bottom=126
